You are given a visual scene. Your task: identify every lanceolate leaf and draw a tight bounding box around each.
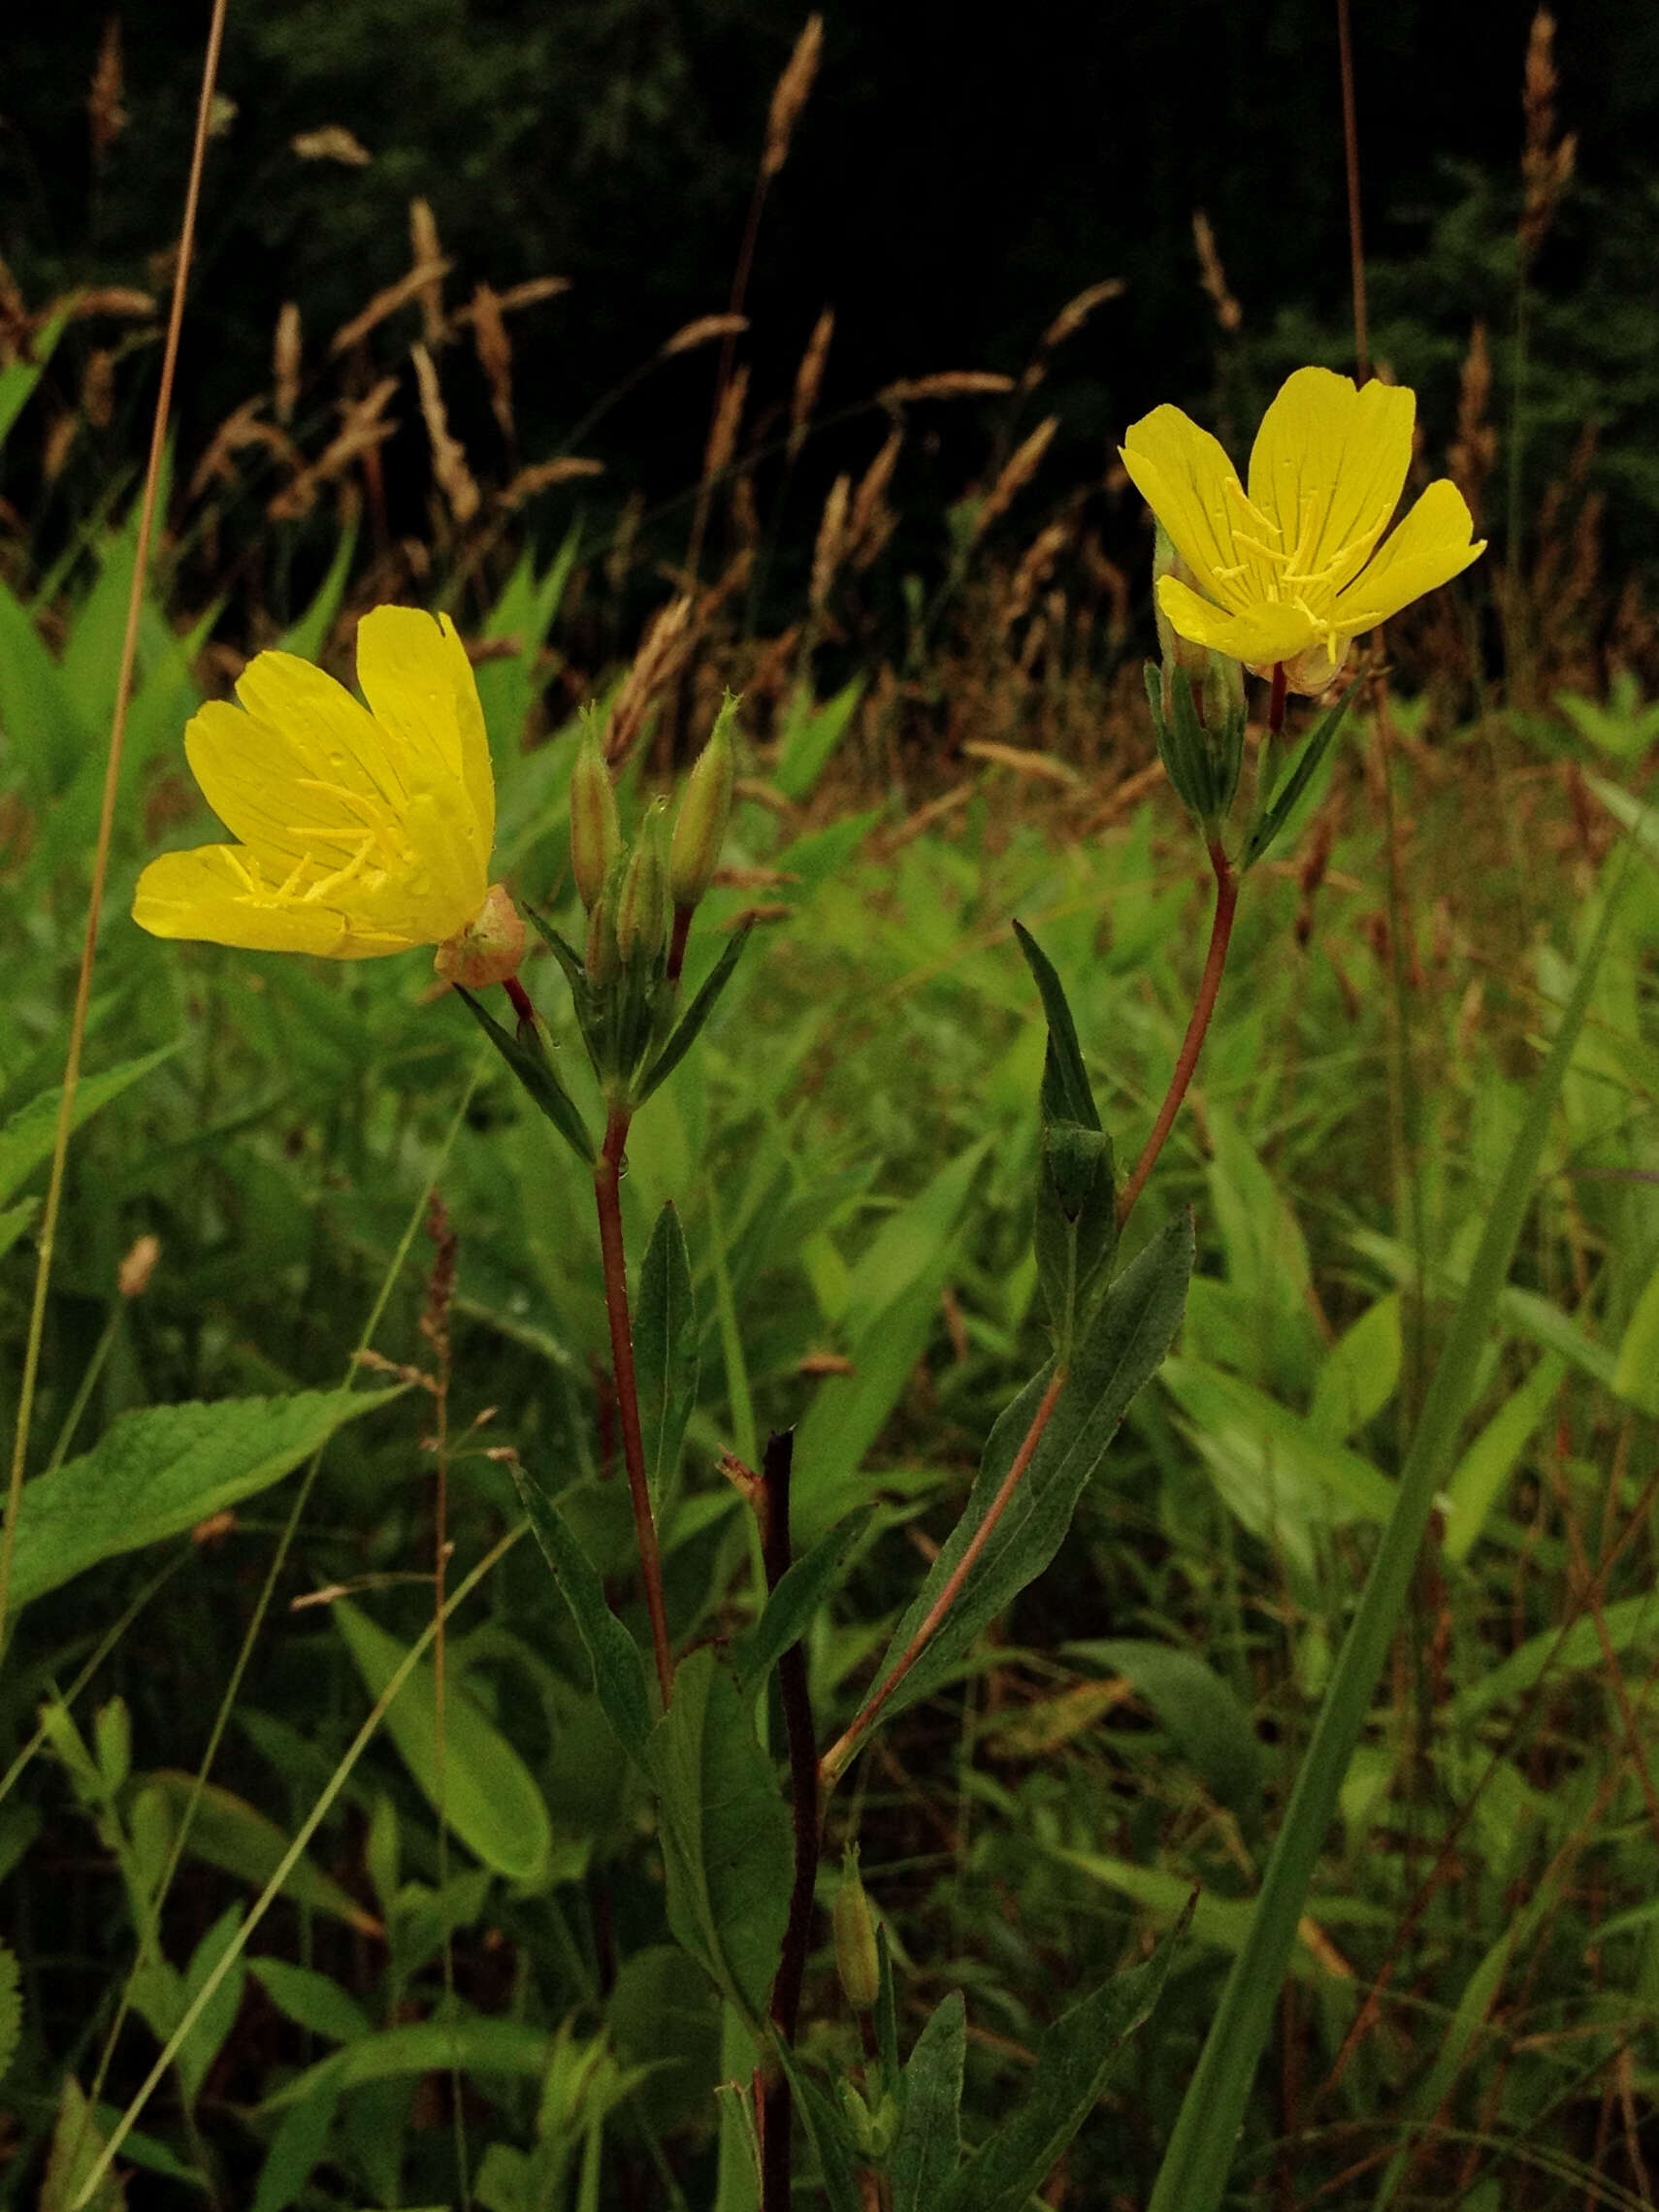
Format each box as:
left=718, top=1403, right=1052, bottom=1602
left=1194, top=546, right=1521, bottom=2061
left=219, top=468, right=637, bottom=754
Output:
left=454, top=985, right=595, bottom=1162
left=0, top=1045, right=177, bottom=1208
left=634, top=924, right=754, bottom=1106
left=335, top=1601, right=554, bottom=1890
left=862, top=1213, right=1192, bottom=1735
left=5, top=1387, right=401, bottom=1610
left=509, top=1461, right=653, bottom=1769
left=1012, top=921, right=1099, bottom=1130
left=732, top=1510, right=873, bottom=1694
left=890, top=1992, right=965, bottom=2212
left=646, top=1647, right=792, bottom=2027
left=773, top=2039, right=864, bottom=2212
left=636, top=1203, right=699, bottom=1513
left=937, top=1903, right=1191, bottom=2212
left=1242, top=676, right=1361, bottom=869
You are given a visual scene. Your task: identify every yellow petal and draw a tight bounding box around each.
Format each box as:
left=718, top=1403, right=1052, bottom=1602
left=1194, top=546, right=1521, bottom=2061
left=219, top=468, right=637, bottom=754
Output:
left=354, top=607, right=494, bottom=857
left=1122, top=406, right=1256, bottom=608
left=183, top=696, right=370, bottom=879
left=1332, top=480, right=1485, bottom=631
left=132, top=846, right=416, bottom=958
left=1155, top=573, right=1317, bottom=668
left=1247, top=369, right=1415, bottom=595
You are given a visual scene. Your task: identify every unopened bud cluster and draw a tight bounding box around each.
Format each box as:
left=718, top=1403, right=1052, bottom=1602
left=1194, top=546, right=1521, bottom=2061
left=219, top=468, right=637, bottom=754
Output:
left=561, top=696, right=739, bottom=1103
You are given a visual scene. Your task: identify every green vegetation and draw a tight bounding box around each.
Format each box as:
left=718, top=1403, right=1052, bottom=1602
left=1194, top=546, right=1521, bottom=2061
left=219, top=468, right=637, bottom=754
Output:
left=3, top=8, right=1659, bottom=2209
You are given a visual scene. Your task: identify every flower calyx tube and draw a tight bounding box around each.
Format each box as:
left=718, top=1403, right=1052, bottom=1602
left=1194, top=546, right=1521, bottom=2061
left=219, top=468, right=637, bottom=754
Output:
left=1145, top=527, right=1248, bottom=839
left=569, top=713, right=623, bottom=911
left=669, top=691, right=739, bottom=920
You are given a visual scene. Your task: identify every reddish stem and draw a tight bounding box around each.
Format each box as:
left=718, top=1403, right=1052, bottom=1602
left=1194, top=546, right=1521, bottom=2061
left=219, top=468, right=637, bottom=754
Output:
left=819, top=1364, right=1067, bottom=1788
left=1115, top=836, right=1239, bottom=1234
left=667, top=903, right=694, bottom=989
left=592, top=1105, right=674, bottom=1706
left=503, top=973, right=537, bottom=1030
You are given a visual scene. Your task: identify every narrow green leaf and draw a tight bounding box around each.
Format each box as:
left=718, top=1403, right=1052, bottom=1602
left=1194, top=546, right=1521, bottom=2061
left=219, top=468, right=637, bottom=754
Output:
left=335, top=1601, right=553, bottom=1888
left=772, top=2040, right=864, bottom=2212
left=1012, top=919, right=1100, bottom=1130
left=774, top=675, right=864, bottom=802
left=1612, top=1254, right=1659, bottom=1415
left=41, top=2077, right=122, bottom=2212
left=146, top=1773, right=374, bottom=1929
left=890, top=1991, right=964, bottom=2212
left=509, top=1461, right=653, bottom=1768
left=0, top=1046, right=177, bottom=1208
left=1441, top=1351, right=1567, bottom=1564
left=177, top=1905, right=246, bottom=2108
left=263, top=2019, right=554, bottom=2109
left=732, top=1510, right=872, bottom=1693
left=454, top=985, right=595, bottom=1162
left=636, top=1203, right=699, bottom=1513
left=634, top=924, right=754, bottom=1107
left=6, top=1387, right=401, bottom=1610
left=1065, top=1639, right=1263, bottom=1825
left=862, top=1213, right=1191, bottom=1735
left=276, top=516, right=358, bottom=661
left=938, top=1903, right=1190, bottom=2212
left=1148, top=855, right=1631, bottom=2212
left=1242, top=676, right=1361, bottom=868
left=646, top=1646, right=793, bottom=2026
left=251, top=2086, right=339, bottom=2212
left=248, top=1959, right=372, bottom=2045
left=0, top=309, right=66, bottom=447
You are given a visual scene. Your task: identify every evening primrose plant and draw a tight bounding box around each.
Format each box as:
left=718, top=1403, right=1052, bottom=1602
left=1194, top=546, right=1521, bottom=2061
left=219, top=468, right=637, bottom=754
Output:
left=96, top=367, right=1543, bottom=2212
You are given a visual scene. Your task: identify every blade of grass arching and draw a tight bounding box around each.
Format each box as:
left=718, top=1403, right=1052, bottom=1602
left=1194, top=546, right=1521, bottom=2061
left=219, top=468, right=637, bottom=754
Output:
left=1146, top=857, right=1630, bottom=2212
left=0, top=0, right=230, bottom=1657
left=75, top=1066, right=485, bottom=2155
left=68, top=1520, right=527, bottom=2212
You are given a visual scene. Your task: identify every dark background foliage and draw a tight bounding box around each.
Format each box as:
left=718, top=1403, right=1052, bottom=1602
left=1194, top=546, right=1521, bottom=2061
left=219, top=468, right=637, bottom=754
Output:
left=6, top=0, right=1659, bottom=575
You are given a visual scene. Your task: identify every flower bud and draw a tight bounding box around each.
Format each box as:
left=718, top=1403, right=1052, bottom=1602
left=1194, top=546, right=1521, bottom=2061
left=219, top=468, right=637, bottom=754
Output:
left=832, top=1846, right=880, bottom=2013
left=668, top=693, right=738, bottom=914
left=1152, top=526, right=1216, bottom=708
left=584, top=871, right=620, bottom=991
left=569, top=719, right=622, bottom=911
left=433, top=882, right=526, bottom=990
left=615, top=800, right=669, bottom=967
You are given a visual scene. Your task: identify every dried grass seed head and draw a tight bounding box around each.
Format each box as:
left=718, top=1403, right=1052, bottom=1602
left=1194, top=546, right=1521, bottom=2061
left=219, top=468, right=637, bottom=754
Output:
left=764, top=14, right=824, bottom=179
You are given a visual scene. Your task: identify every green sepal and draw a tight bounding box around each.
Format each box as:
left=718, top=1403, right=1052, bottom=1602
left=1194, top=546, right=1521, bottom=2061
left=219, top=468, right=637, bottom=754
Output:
left=633, top=923, right=755, bottom=1107
left=452, top=987, right=596, bottom=1163
left=522, top=907, right=608, bottom=1082
left=1147, top=663, right=1247, bottom=830
left=1034, top=1117, right=1118, bottom=1351
left=1243, top=673, right=1362, bottom=870
left=1011, top=921, right=1099, bottom=1131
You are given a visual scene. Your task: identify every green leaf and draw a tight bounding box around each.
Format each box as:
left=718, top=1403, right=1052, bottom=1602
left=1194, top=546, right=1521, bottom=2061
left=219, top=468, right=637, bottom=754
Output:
left=5, top=1387, right=401, bottom=1610
left=0, top=1198, right=38, bottom=1261
left=263, top=2018, right=555, bottom=2110
left=732, top=1510, right=872, bottom=1693
left=248, top=1959, right=372, bottom=2045
left=454, top=986, right=595, bottom=1162
left=861, top=1214, right=1192, bottom=1737
left=1441, top=1351, right=1567, bottom=1564
left=0, top=309, right=66, bottom=448
left=890, top=1991, right=964, bottom=2212
left=606, top=1944, right=722, bottom=2133
left=251, top=2087, right=339, bottom=2212
left=792, top=1139, right=992, bottom=1536
left=41, top=2076, right=124, bottom=2212
left=645, top=1646, right=793, bottom=2026
left=178, top=1905, right=247, bottom=2108
left=276, top=517, right=358, bottom=661
left=1012, top=920, right=1100, bottom=1130
left=773, top=676, right=864, bottom=802
left=634, top=924, right=754, bottom=1107
left=1064, top=1639, right=1263, bottom=1825
left=335, top=1601, right=553, bottom=1889
left=1613, top=1253, right=1659, bottom=1415
left=146, top=1773, right=374, bottom=1928
left=0, top=1046, right=177, bottom=1208
left=938, top=1904, right=1190, bottom=2212
left=772, top=2040, right=864, bottom=2212
left=1243, top=676, right=1361, bottom=869
left=636, top=1203, right=699, bottom=1513
left=1307, top=1293, right=1403, bottom=1443
left=509, top=1462, right=653, bottom=1767
left=1033, top=1118, right=1117, bottom=1350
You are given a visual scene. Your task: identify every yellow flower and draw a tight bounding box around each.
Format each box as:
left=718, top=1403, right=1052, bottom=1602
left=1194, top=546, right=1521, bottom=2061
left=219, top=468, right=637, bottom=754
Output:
left=1121, top=367, right=1485, bottom=692
left=133, top=605, right=518, bottom=977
